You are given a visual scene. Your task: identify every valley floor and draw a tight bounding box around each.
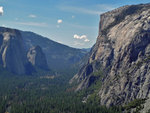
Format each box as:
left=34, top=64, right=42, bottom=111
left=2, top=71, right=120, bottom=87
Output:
left=0, top=74, right=122, bottom=113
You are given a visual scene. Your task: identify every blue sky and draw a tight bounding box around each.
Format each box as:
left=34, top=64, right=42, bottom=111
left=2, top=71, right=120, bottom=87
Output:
left=0, top=0, right=149, bottom=48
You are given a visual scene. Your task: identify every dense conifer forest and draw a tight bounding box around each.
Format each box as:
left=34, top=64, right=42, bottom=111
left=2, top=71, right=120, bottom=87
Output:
left=0, top=69, right=123, bottom=113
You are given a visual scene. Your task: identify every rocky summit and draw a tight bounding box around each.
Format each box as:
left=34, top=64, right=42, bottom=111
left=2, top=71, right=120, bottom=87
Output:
left=71, top=3, right=150, bottom=112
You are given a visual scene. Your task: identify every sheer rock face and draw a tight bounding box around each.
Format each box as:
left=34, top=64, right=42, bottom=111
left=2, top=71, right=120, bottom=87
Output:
left=0, top=28, right=49, bottom=74
left=71, top=3, right=150, bottom=109
left=0, top=28, right=28, bottom=74
left=27, top=46, right=49, bottom=70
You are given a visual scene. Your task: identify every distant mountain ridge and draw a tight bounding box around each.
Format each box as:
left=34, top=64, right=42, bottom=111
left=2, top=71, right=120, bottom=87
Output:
left=21, top=31, right=88, bottom=72
left=0, top=26, right=88, bottom=75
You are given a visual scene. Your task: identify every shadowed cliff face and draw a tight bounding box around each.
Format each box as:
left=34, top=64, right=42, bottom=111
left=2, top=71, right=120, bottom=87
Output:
left=71, top=3, right=150, bottom=109
left=0, top=28, right=49, bottom=75
left=21, top=31, right=87, bottom=72
left=0, top=27, right=87, bottom=75
left=27, top=45, right=49, bottom=70
left=0, top=28, right=28, bottom=74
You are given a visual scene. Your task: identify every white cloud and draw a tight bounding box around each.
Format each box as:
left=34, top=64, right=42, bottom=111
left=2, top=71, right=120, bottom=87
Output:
left=16, top=22, right=48, bottom=27
left=29, top=14, right=37, bottom=18
left=74, top=34, right=87, bottom=39
left=84, top=39, right=90, bottom=42
left=0, top=6, right=3, bottom=15
left=74, top=34, right=90, bottom=42
left=72, top=15, right=75, bottom=18
left=57, top=19, right=62, bottom=24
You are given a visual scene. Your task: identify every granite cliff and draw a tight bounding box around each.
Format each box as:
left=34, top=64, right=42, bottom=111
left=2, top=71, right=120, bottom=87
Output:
left=0, top=27, right=28, bottom=74
left=21, top=31, right=87, bottom=72
left=0, top=27, right=87, bottom=75
left=27, top=45, right=49, bottom=70
left=71, top=3, right=150, bottom=112
left=0, top=27, right=49, bottom=75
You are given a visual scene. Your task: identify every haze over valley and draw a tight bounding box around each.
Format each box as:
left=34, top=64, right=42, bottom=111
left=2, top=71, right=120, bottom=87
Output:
left=0, top=0, right=150, bottom=113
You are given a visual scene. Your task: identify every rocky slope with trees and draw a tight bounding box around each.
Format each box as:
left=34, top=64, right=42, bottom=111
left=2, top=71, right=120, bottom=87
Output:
left=71, top=3, right=150, bottom=112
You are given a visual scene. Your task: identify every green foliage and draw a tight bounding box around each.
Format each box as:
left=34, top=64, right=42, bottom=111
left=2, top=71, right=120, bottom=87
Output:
left=0, top=72, right=122, bottom=113
left=144, top=55, right=150, bottom=62
left=136, top=61, right=144, bottom=67
left=93, top=70, right=103, bottom=77
left=147, top=109, right=150, bottom=113
left=0, top=66, right=146, bottom=113
left=123, top=98, right=146, bottom=112
left=136, top=55, right=150, bottom=68
left=88, top=69, right=105, bottom=92
left=86, top=93, right=100, bottom=105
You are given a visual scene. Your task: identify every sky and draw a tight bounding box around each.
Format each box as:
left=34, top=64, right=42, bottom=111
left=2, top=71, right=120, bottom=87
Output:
left=0, top=0, right=149, bottom=48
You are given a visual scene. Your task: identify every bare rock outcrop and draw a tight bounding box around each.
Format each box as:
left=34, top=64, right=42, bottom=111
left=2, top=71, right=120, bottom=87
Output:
left=0, top=27, right=28, bottom=74
left=0, top=27, right=48, bottom=75
left=27, top=45, right=49, bottom=70
left=71, top=3, right=150, bottom=112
